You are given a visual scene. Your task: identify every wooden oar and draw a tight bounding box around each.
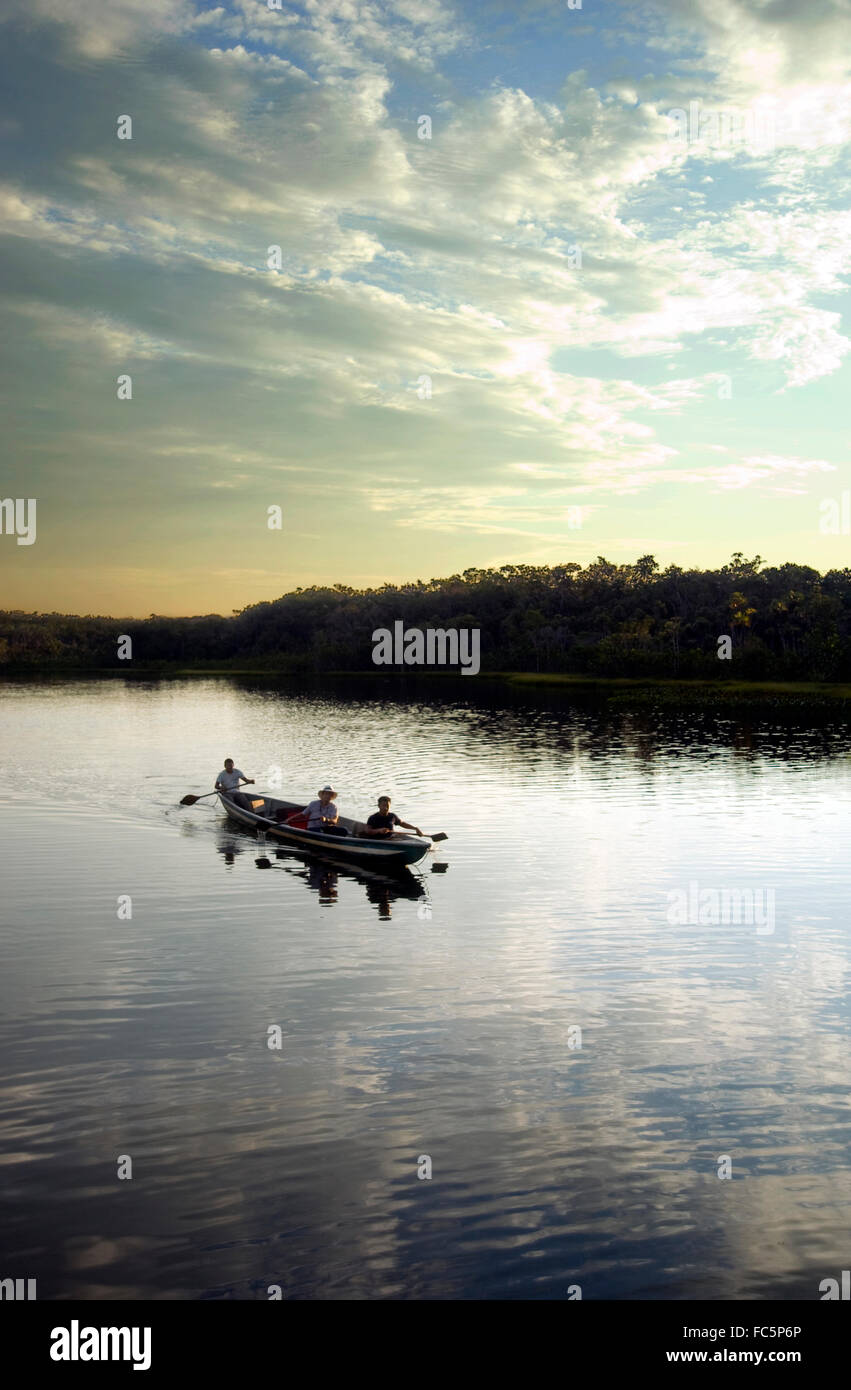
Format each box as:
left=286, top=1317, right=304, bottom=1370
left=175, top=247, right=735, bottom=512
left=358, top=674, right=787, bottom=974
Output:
left=180, top=789, right=225, bottom=805
left=253, top=813, right=448, bottom=842
left=250, top=812, right=447, bottom=842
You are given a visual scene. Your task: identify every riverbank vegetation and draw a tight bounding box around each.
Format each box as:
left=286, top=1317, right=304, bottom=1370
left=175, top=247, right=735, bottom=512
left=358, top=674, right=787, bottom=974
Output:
left=3, top=554, right=851, bottom=684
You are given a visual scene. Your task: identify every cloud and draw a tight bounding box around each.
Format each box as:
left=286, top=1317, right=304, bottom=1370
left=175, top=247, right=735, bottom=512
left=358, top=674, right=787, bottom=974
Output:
left=1, top=0, right=197, bottom=59
left=1, top=0, right=850, bottom=611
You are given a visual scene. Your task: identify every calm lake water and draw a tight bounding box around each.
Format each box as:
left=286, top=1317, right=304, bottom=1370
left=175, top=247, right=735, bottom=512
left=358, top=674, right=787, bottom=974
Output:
left=1, top=675, right=850, bottom=1300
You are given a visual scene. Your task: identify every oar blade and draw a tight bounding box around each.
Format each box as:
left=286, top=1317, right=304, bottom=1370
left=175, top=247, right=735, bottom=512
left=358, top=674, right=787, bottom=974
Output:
left=180, top=794, right=200, bottom=805
left=430, top=832, right=448, bottom=842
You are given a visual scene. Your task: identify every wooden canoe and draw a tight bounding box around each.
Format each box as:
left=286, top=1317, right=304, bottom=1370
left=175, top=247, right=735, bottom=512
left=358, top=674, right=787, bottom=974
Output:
left=218, top=792, right=433, bottom=869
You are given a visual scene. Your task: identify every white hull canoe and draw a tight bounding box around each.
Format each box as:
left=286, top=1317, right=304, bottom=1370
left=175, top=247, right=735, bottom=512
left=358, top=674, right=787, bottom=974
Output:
left=218, top=792, right=433, bottom=870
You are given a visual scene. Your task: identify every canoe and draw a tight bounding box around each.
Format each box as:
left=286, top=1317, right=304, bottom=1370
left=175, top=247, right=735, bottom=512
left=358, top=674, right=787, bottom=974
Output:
left=218, top=791, right=433, bottom=869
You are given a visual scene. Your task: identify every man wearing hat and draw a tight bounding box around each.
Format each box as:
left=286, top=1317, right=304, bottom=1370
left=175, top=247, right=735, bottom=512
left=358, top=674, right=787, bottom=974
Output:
left=304, top=785, right=347, bottom=836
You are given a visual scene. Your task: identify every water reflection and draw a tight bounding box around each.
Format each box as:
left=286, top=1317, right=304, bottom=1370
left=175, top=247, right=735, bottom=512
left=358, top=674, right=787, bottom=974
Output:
left=3, top=675, right=851, bottom=1300
left=255, top=853, right=426, bottom=919
left=216, top=835, right=245, bottom=866
left=214, top=818, right=433, bottom=918
left=217, top=838, right=426, bottom=920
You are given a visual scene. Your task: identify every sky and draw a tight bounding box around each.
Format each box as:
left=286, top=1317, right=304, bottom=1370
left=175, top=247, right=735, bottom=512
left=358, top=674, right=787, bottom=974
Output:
left=1, top=0, right=850, bottom=617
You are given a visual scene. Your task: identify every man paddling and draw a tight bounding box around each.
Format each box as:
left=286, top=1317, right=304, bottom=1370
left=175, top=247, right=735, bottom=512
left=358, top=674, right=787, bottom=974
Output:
left=215, top=758, right=255, bottom=810
left=363, top=795, right=422, bottom=838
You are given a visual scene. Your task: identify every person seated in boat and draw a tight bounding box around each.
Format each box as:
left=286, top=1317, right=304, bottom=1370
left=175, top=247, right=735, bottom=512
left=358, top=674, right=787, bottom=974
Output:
left=215, top=758, right=255, bottom=810
left=304, top=785, right=348, bottom=836
left=363, top=796, right=422, bottom=838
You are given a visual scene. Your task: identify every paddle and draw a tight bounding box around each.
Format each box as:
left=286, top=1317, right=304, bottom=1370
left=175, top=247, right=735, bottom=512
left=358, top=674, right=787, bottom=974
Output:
left=179, top=789, right=233, bottom=805
left=251, top=812, right=448, bottom=842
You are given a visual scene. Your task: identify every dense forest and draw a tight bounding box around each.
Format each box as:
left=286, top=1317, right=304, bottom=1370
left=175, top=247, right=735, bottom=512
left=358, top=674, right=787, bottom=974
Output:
left=3, top=554, right=851, bottom=680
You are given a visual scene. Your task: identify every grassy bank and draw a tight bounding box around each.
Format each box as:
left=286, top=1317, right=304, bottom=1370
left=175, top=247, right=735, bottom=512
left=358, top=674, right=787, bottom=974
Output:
left=498, top=674, right=851, bottom=707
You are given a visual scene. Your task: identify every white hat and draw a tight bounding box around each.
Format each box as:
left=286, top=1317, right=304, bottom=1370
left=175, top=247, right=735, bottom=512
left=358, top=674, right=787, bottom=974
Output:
left=319, top=784, right=337, bottom=794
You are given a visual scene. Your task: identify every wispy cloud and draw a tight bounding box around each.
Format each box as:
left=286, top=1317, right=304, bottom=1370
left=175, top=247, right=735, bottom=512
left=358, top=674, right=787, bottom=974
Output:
left=1, top=0, right=849, bottom=612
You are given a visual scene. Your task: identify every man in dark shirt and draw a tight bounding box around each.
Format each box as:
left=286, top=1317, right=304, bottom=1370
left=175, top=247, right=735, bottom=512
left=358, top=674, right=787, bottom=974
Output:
left=364, top=795, right=422, bottom=838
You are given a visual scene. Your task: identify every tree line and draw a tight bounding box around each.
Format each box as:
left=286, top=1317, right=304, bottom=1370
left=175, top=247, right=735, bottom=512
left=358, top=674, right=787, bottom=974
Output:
left=3, top=553, right=851, bottom=680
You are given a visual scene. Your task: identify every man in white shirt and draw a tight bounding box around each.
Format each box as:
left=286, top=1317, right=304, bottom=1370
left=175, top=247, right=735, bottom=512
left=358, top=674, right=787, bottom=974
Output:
left=215, top=759, right=255, bottom=809
left=303, top=785, right=347, bottom=836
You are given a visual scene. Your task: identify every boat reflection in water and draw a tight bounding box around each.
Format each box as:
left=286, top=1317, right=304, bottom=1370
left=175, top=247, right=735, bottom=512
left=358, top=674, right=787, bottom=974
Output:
left=255, top=849, right=432, bottom=919
left=215, top=828, right=443, bottom=919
